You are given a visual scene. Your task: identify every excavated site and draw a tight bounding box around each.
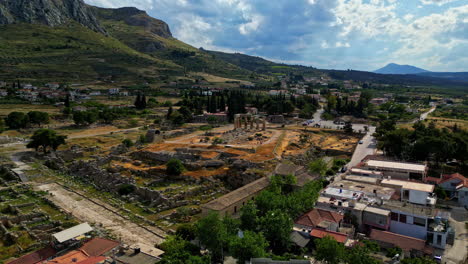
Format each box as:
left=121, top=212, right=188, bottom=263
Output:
left=33, top=124, right=360, bottom=230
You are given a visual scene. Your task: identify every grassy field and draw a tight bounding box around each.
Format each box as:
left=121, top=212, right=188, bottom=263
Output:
left=0, top=104, right=61, bottom=116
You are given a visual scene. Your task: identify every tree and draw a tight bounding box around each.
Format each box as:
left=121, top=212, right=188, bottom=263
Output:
left=344, top=122, right=353, bottom=134
left=5, top=112, right=29, bottom=129
left=175, top=224, right=197, bottom=241
left=159, top=235, right=210, bottom=264
left=346, top=245, right=379, bottom=264
left=309, top=158, right=328, bottom=177
left=196, top=212, right=228, bottom=261
left=314, top=235, right=345, bottom=264
left=229, top=231, right=268, bottom=264
left=166, top=158, right=185, bottom=176
left=259, top=209, right=292, bottom=253
left=122, top=139, right=134, bottom=148
left=178, top=106, right=193, bottom=122
left=27, top=111, right=49, bottom=127
left=167, top=106, right=173, bottom=119
left=26, top=129, right=67, bottom=153
left=0, top=118, right=5, bottom=132
left=73, top=111, right=97, bottom=126
left=240, top=201, right=259, bottom=231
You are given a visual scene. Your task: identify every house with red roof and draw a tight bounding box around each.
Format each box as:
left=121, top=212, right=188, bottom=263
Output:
left=434, top=173, right=468, bottom=207
left=369, top=229, right=434, bottom=257
left=309, top=229, right=348, bottom=244
left=294, top=208, right=344, bottom=232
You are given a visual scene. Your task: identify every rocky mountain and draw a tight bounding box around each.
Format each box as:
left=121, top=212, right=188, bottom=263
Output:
left=0, top=0, right=105, bottom=33
left=374, top=63, right=429, bottom=74
left=92, top=7, right=171, bottom=38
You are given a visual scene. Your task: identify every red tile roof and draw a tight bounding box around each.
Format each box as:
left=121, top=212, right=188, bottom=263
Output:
left=369, top=229, right=434, bottom=255
left=424, top=176, right=443, bottom=184
left=310, top=229, right=348, bottom=243
left=79, top=238, right=120, bottom=257
left=295, top=208, right=343, bottom=228
left=76, top=256, right=106, bottom=264
left=6, top=246, right=57, bottom=264
left=441, top=173, right=468, bottom=189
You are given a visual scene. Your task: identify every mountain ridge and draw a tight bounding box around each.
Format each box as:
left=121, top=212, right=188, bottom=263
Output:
left=0, top=0, right=105, bottom=33
left=374, top=63, right=429, bottom=74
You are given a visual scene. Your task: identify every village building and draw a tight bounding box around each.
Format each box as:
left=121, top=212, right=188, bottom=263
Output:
left=360, top=159, right=428, bottom=180
left=427, top=173, right=468, bottom=207
left=380, top=179, right=436, bottom=206
left=294, top=208, right=344, bottom=232
left=369, top=97, right=389, bottom=105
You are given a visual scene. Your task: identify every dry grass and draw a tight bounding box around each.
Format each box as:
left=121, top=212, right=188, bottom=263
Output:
left=0, top=104, right=60, bottom=116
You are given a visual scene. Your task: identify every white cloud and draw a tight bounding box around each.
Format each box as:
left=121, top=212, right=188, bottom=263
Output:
left=403, top=14, right=414, bottom=22
left=420, top=0, right=463, bottom=6
left=332, top=0, right=402, bottom=38
left=85, top=0, right=154, bottom=10
left=335, top=41, right=351, bottom=47
left=321, top=41, right=330, bottom=49
left=239, top=14, right=264, bottom=35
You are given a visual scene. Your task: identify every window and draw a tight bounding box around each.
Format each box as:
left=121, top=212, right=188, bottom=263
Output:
left=399, top=214, right=407, bottom=223
left=437, top=234, right=442, bottom=245
left=391, top=212, right=399, bottom=221
left=413, top=217, right=426, bottom=227
left=234, top=206, right=237, bottom=213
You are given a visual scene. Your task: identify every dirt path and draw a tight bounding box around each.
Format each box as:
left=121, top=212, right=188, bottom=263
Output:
left=36, top=183, right=165, bottom=257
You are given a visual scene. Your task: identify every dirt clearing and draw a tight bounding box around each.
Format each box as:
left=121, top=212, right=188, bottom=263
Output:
left=36, top=183, right=165, bottom=257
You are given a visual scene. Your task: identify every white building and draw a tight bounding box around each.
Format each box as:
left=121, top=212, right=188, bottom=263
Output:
left=381, top=179, right=435, bottom=205
left=108, top=88, right=120, bottom=95
left=362, top=160, right=427, bottom=180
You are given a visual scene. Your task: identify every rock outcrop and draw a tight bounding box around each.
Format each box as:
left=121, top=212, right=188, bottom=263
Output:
left=0, top=0, right=105, bottom=33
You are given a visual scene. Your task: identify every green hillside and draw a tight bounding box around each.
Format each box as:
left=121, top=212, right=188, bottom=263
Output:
left=93, top=7, right=251, bottom=79
left=0, top=22, right=183, bottom=82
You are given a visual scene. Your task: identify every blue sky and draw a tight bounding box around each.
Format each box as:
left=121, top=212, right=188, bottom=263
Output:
left=85, top=0, right=468, bottom=72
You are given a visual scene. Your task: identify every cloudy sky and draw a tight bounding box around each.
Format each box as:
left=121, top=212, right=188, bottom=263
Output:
left=85, top=0, right=468, bottom=72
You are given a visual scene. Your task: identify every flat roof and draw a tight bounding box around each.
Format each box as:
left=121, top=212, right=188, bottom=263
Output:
left=52, top=223, right=93, bottom=243
left=350, top=168, right=383, bottom=175
left=323, top=187, right=363, bottom=200
left=381, top=179, right=434, bottom=193
left=380, top=200, right=437, bottom=217
left=364, top=206, right=391, bottom=216
left=330, top=180, right=395, bottom=200
left=366, top=160, right=426, bottom=172
left=344, top=176, right=379, bottom=184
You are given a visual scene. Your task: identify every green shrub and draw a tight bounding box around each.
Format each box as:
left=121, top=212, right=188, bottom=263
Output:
left=122, top=139, right=134, bottom=148
left=166, top=158, right=185, bottom=176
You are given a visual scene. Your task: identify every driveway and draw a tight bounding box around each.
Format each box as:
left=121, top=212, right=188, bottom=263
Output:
left=443, top=207, right=468, bottom=264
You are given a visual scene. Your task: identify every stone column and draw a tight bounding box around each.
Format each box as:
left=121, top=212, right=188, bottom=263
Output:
left=262, top=119, right=266, bottom=131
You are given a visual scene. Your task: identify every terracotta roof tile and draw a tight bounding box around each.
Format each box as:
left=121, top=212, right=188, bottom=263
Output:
left=441, top=173, right=468, bottom=188
left=310, top=229, right=348, bottom=243
left=79, top=238, right=120, bottom=257
left=6, top=246, right=57, bottom=264
left=76, top=256, right=107, bottom=264
left=369, top=229, right=434, bottom=254
left=295, top=208, right=343, bottom=228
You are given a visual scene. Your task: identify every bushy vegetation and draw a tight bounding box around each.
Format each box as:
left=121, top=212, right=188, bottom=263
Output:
left=375, top=120, right=467, bottom=169
left=26, top=129, right=67, bottom=153
left=166, top=159, right=185, bottom=176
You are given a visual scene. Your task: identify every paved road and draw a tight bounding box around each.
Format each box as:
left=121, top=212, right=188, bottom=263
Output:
left=419, top=107, right=436, bottom=122
left=443, top=207, right=468, bottom=264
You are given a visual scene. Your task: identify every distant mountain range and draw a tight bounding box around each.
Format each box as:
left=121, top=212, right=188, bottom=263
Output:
left=374, top=63, right=429, bottom=74
left=373, top=63, right=468, bottom=83
left=0, top=0, right=466, bottom=87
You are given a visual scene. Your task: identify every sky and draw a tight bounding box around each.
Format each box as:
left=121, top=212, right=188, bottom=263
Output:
left=84, top=0, right=468, bottom=72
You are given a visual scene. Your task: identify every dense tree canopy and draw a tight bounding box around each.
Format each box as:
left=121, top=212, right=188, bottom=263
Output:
left=26, top=129, right=66, bottom=153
